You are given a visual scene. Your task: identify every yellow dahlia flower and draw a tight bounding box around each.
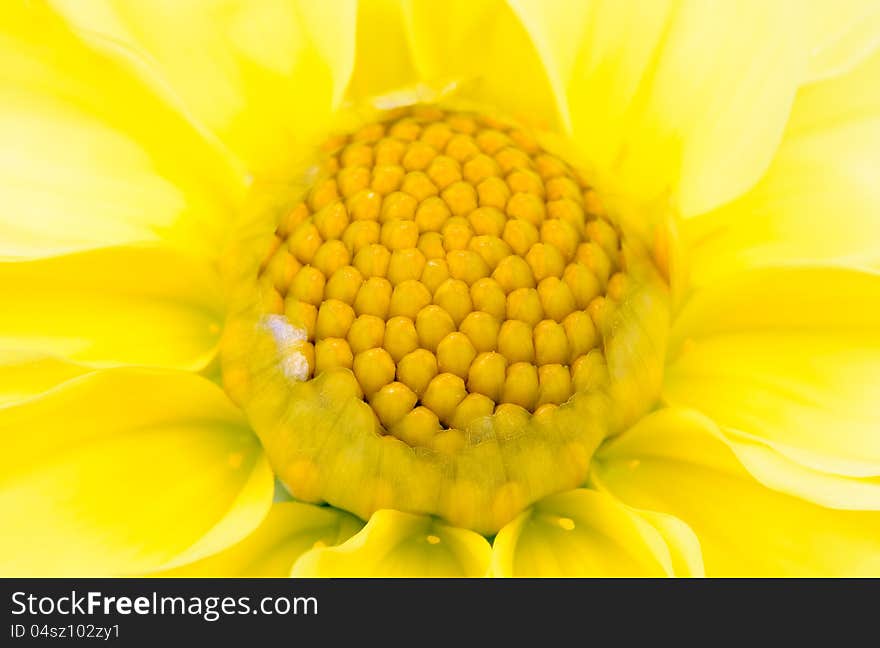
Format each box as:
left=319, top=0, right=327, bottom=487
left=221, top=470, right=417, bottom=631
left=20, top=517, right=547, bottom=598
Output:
left=2, top=0, right=879, bottom=578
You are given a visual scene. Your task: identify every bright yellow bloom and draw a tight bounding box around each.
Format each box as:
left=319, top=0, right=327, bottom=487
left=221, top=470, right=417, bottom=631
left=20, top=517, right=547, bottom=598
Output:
left=2, top=0, right=879, bottom=577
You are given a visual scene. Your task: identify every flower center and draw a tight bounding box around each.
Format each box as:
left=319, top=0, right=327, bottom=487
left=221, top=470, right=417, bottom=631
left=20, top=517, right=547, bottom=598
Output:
left=222, top=105, right=668, bottom=534
left=260, top=106, right=623, bottom=443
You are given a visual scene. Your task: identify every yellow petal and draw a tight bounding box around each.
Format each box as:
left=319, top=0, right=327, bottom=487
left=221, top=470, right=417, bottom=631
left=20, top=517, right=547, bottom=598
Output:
left=632, top=507, right=704, bottom=578
left=666, top=267, right=880, bottom=477
left=0, top=369, right=273, bottom=576
left=0, top=246, right=223, bottom=371
left=291, top=509, right=491, bottom=577
left=159, top=502, right=363, bottom=577
left=0, top=2, right=242, bottom=260
left=0, top=351, right=89, bottom=407
left=804, top=0, right=880, bottom=82
left=723, top=429, right=880, bottom=512
left=397, top=0, right=562, bottom=129
left=593, top=408, right=880, bottom=577
left=491, top=488, right=702, bottom=577
left=50, top=0, right=357, bottom=178
left=685, top=47, right=880, bottom=284
left=513, top=0, right=808, bottom=221
left=346, top=0, right=419, bottom=100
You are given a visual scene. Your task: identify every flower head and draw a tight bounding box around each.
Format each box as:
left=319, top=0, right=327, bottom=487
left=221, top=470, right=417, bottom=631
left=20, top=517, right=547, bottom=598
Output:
left=222, top=105, right=669, bottom=535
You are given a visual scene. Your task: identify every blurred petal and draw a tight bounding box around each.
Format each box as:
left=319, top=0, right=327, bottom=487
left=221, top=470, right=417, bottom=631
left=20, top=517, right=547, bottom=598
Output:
left=398, top=0, right=562, bottom=129
left=346, top=0, right=419, bottom=100
left=51, top=0, right=357, bottom=177
left=666, top=267, right=880, bottom=477
left=804, top=0, right=880, bottom=81
left=686, top=47, right=880, bottom=283
left=593, top=408, right=880, bottom=577
left=0, top=246, right=223, bottom=371
left=160, top=502, right=362, bottom=577
left=491, top=488, right=702, bottom=577
left=512, top=0, right=808, bottom=222
left=0, top=2, right=242, bottom=260
left=291, top=509, right=491, bottom=577
left=0, top=369, right=273, bottom=576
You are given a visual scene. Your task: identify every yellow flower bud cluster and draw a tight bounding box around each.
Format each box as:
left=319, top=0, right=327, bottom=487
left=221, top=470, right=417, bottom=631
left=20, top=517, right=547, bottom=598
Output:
left=257, top=106, right=626, bottom=449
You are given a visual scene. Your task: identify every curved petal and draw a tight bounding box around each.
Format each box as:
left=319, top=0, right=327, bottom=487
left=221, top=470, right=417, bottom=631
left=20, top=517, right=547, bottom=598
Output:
left=804, top=0, right=880, bottom=82
left=510, top=0, right=809, bottom=221
left=491, top=488, right=702, bottom=577
left=50, top=0, right=357, bottom=178
left=291, top=509, right=491, bottom=577
left=593, top=408, right=880, bottom=577
left=722, top=429, right=880, bottom=512
left=159, top=502, right=362, bottom=577
left=0, top=2, right=243, bottom=260
left=0, top=369, right=274, bottom=576
left=0, top=351, right=90, bottom=408
left=346, top=0, right=419, bottom=100
left=666, top=267, right=880, bottom=477
left=392, top=0, right=562, bottom=129
left=685, top=47, right=880, bottom=284
left=632, top=507, right=704, bottom=578
left=0, top=246, right=223, bottom=371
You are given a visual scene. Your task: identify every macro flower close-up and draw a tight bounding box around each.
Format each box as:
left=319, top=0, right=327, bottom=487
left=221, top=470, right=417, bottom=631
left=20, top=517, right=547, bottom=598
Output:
left=2, top=0, right=880, bottom=578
